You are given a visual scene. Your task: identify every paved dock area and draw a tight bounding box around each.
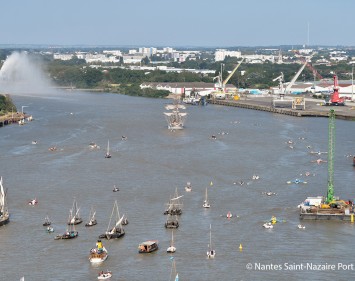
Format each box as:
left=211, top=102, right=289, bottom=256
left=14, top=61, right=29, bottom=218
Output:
left=209, top=95, right=355, bottom=121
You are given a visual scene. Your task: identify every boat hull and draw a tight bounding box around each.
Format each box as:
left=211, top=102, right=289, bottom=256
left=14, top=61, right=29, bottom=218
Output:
left=89, top=254, right=108, bottom=264
left=99, top=231, right=125, bottom=240
left=0, top=216, right=10, bottom=226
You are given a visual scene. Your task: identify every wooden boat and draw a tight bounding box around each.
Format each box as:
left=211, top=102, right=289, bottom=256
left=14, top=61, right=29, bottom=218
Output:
left=164, top=188, right=183, bottom=215
left=138, top=240, right=159, bottom=253
left=105, top=140, right=111, bottom=158
left=67, top=198, right=82, bottom=225
left=99, top=200, right=125, bottom=240
left=54, top=210, right=78, bottom=240
left=207, top=224, right=215, bottom=258
left=165, top=214, right=179, bottom=229
left=97, top=271, right=112, bottom=280
left=0, top=177, right=10, bottom=226
left=167, top=230, right=176, bottom=253
left=203, top=187, right=210, bottom=208
left=89, top=240, right=108, bottom=264
left=85, top=207, right=97, bottom=227
left=43, top=215, right=51, bottom=226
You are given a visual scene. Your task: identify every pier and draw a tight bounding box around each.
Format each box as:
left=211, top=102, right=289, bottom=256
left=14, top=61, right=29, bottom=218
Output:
left=0, top=113, right=30, bottom=127
left=208, top=96, right=355, bottom=121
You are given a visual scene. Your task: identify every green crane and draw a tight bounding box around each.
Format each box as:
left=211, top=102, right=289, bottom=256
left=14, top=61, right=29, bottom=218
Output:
left=326, top=109, right=335, bottom=204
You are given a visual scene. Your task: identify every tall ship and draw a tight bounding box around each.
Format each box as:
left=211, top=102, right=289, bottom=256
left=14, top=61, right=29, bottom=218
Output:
left=0, top=176, right=9, bottom=226
left=164, top=98, right=187, bottom=130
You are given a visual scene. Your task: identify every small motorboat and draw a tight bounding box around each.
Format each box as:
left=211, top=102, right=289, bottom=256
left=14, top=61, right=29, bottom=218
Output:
left=89, top=240, right=108, bottom=264
left=112, top=185, right=119, bottom=192
left=252, top=174, right=260, bottom=180
left=138, top=240, right=159, bottom=253
left=297, top=224, right=306, bottom=229
left=31, top=140, right=37, bottom=144
left=262, top=191, right=277, bottom=196
left=46, top=226, right=54, bottom=233
left=97, top=271, right=112, bottom=280
left=263, top=222, right=274, bottom=229
left=185, top=182, right=192, bottom=192
left=226, top=211, right=233, bottom=219
left=28, top=198, right=38, bottom=206
left=287, top=178, right=307, bottom=184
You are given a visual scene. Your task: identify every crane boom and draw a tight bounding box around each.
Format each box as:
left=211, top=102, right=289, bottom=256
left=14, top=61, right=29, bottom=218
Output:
left=284, top=60, right=308, bottom=94
left=222, top=58, right=244, bottom=88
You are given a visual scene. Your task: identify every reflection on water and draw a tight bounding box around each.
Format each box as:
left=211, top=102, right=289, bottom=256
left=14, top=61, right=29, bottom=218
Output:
left=0, top=92, right=355, bottom=280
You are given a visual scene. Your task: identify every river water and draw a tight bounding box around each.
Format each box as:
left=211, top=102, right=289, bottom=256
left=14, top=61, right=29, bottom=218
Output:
left=0, top=91, right=354, bottom=281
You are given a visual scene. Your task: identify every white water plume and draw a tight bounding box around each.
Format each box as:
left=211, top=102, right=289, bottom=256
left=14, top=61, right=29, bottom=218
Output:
left=0, top=51, right=59, bottom=96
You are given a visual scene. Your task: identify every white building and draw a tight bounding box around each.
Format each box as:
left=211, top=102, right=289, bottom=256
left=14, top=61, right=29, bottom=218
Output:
left=53, top=53, right=73, bottom=60
left=215, top=49, right=241, bottom=61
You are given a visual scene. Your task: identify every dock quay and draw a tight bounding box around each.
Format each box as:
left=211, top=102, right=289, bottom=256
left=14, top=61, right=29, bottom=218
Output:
left=0, top=113, right=31, bottom=127
left=208, top=96, right=355, bottom=121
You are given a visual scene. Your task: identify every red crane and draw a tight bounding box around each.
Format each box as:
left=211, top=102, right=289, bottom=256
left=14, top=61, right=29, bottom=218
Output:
left=324, top=75, right=345, bottom=106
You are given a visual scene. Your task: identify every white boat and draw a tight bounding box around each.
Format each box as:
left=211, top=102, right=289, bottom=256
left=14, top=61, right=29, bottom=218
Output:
left=85, top=207, right=97, bottom=227
left=46, top=226, right=54, bottom=233
left=105, top=140, right=111, bottom=158
left=207, top=224, right=215, bottom=258
left=68, top=198, right=82, bottom=225
left=0, top=177, right=10, bottom=226
left=28, top=198, right=38, bottom=206
left=297, top=224, right=306, bottom=229
left=167, top=230, right=176, bottom=253
left=164, top=188, right=183, bottom=215
left=97, top=271, right=112, bottom=280
left=203, top=187, right=210, bottom=208
left=112, top=185, right=119, bottom=192
left=263, top=222, right=274, bottom=229
left=164, top=98, right=187, bottom=130
left=185, top=182, right=192, bottom=192
left=99, top=200, right=125, bottom=240
left=89, top=240, right=108, bottom=264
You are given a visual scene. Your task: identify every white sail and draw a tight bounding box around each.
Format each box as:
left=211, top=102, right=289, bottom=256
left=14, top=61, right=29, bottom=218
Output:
left=164, top=112, right=173, bottom=116
left=0, top=177, right=5, bottom=208
left=109, top=216, right=124, bottom=234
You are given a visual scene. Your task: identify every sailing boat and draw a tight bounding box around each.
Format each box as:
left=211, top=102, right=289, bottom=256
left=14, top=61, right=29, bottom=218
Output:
left=99, top=200, right=125, bottom=240
left=85, top=207, right=97, bottom=227
left=105, top=140, right=111, bottom=158
left=165, top=214, right=179, bottom=229
left=164, top=188, right=183, bottom=215
left=169, top=256, right=179, bottom=281
left=67, top=198, right=82, bottom=225
left=207, top=224, right=215, bottom=258
left=0, top=176, right=10, bottom=226
left=167, top=230, right=176, bottom=253
left=164, top=98, right=187, bottom=130
left=55, top=210, right=78, bottom=240
left=203, top=187, right=210, bottom=208
left=43, top=215, right=51, bottom=226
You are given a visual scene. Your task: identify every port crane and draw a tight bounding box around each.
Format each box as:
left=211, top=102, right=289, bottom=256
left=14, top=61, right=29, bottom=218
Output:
left=324, top=75, right=345, bottom=106
left=212, top=58, right=244, bottom=99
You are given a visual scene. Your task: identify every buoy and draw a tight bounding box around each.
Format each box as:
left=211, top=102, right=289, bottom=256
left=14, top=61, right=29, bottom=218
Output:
left=351, top=214, right=354, bottom=223
left=239, top=244, right=243, bottom=251
left=210, top=181, right=213, bottom=186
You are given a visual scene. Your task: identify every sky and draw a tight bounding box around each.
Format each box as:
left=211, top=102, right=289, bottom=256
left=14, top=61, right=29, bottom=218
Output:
left=1, top=0, right=355, bottom=47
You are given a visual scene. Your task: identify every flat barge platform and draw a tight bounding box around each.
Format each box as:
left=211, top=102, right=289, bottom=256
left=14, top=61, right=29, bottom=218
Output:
left=209, top=96, right=355, bottom=121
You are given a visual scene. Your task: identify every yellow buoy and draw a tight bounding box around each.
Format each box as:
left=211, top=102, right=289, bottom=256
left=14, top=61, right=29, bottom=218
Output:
left=210, top=181, right=213, bottom=186
left=239, top=244, right=243, bottom=251
left=351, top=214, right=354, bottom=223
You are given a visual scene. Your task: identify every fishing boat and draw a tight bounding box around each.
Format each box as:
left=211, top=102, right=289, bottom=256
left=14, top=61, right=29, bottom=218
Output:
left=138, top=240, right=159, bottom=253
left=97, top=271, right=112, bottom=280
left=0, top=177, right=10, bottom=226
left=207, top=224, right=215, bottom=258
left=165, top=214, right=179, bottom=229
left=169, top=256, right=179, bottom=281
left=99, top=200, right=125, bottom=240
left=54, top=210, right=78, bottom=240
left=105, top=140, right=111, bottom=158
left=203, top=187, right=210, bottom=208
left=67, top=198, right=82, bottom=225
left=89, top=240, right=108, bottom=264
left=43, top=215, right=51, bottom=226
left=85, top=207, right=97, bottom=227
left=167, top=230, right=176, bottom=253
left=185, top=182, right=192, bottom=192
left=164, top=98, right=187, bottom=130
left=164, top=188, right=183, bottom=215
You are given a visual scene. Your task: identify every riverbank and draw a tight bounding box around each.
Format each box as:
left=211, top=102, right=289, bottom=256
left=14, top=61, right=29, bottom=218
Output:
left=209, top=95, right=355, bottom=121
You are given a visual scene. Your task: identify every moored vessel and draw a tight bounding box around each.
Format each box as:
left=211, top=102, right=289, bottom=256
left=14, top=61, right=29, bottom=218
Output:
left=0, top=177, right=9, bottom=226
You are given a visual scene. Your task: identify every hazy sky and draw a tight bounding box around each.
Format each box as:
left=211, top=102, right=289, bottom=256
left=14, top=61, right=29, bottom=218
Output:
left=1, top=0, right=354, bottom=47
